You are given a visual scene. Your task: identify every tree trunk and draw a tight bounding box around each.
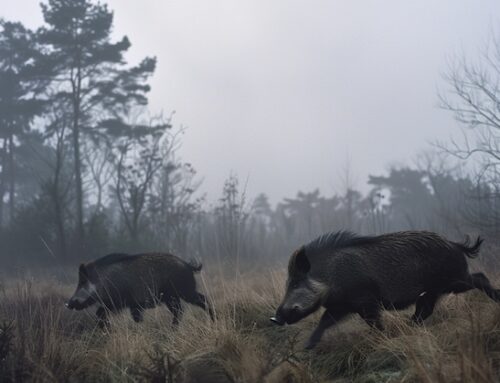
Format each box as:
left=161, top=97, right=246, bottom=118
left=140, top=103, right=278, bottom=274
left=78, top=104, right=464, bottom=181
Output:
left=8, top=134, right=14, bottom=223
left=0, top=138, right=8, bottom=228
left=53, top=190, right=67, bottom=259
left=72, top=65, right=85, bottom=254
left=53, top=143, right=67, bottom=259
left=72, top=116, right=84, bottom=248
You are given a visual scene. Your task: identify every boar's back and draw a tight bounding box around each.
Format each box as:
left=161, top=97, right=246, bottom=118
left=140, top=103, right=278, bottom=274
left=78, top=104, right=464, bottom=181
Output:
left=93, top=253, right=141, bottom=267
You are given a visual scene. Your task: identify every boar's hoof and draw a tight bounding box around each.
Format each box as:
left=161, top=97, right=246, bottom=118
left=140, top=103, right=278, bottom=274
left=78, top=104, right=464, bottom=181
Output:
left=270, top=316, right=285, bottom=326
left=304, top=340, right=317, bottom=350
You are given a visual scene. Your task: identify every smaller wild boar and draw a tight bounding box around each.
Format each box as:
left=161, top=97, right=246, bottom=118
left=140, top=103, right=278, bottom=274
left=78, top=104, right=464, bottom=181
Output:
left=271, top=230, right=500, bottom=349
left=66, top=253, right=213, bottom=326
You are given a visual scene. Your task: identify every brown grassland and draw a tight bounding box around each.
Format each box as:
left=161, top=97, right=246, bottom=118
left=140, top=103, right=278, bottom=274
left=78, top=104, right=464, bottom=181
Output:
left=0, top=262, right=500, bottom=383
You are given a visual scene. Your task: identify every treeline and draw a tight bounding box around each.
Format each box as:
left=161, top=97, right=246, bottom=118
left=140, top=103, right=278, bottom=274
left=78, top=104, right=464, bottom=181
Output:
left=0, top=0, right=171, bottom=264
left=1, top=0, right=500, bottom=267
left=205, top=162, right=500, bottom=266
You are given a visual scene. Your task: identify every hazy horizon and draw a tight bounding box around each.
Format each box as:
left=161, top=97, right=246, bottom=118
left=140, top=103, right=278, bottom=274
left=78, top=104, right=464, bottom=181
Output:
left=3, top=0, right=500, bottom=205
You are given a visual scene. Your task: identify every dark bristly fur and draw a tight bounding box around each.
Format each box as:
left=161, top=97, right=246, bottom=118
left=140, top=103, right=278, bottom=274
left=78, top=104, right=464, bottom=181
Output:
left=304, top=230, right=377, bottom=254
left=66, top=253, right=214, bottom=326
left=92, top=253, right=141, bottom=266
left=187, top=259, right=203, bottom=273
left=273, top=230, right=500, bottom=349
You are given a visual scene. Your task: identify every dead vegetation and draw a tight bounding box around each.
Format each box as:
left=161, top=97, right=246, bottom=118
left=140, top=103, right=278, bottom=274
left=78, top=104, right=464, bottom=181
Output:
left=0, top=268, right=499, bottom=382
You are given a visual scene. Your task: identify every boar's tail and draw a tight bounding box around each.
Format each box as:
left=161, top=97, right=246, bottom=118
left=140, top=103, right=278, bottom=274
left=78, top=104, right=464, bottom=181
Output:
left=187, top=259, right=203, bottom=273
left=455, top=235, right=483, bottom=258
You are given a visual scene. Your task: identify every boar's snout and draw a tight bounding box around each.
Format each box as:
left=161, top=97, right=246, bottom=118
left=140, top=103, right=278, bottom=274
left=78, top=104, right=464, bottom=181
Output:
left=270, top=315, right=285, bottom=326
left=65, top=297, right=87, bottom=310
left=270, top=306, right=293, bottom=326
left=270, top=306, right=284, bottom=325
left=272, top=303, right=307, bottom=325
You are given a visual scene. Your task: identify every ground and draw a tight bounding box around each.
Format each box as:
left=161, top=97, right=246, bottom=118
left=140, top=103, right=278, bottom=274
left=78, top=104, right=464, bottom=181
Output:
left=0, top=266, right=500, bottom=382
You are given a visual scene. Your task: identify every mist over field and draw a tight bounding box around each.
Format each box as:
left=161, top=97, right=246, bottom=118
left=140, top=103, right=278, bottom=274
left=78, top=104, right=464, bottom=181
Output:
left=4, top=0, right=500, bottom=203
left=1, top=1, right=500, bottom=382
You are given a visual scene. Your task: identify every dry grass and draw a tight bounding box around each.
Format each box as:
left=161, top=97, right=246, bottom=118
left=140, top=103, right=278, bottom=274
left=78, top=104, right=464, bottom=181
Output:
left=0, top=268, right=500, bottom=382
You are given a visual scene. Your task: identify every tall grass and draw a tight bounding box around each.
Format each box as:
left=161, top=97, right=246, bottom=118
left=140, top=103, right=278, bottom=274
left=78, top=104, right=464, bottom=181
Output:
left=0, top=268, right=499, bottom=382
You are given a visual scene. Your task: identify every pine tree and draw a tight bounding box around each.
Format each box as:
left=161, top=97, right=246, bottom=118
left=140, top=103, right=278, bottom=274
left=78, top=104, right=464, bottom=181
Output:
left=0, top=20, right=47, bottom=225
left=38, top=0, right=156, bottom=251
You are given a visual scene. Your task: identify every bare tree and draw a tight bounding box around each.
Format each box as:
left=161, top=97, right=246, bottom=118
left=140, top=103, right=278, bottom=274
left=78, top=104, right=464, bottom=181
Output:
left=147, top=125, right=202, bottom=255
left=439, top=32, right=500, bottom=234
left=214, top=174, right=249, bottom=263
left=82, top=139, right=113, bottom=215
left=112, top=116, right=169, bottom=243
left=439, top=33, right=500, bottom=175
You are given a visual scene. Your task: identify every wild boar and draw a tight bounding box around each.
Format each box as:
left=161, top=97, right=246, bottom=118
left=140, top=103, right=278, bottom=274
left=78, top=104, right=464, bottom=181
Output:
left=66, top=252, right=214, bottom=326
left=271, top=230, right=500, bottom=349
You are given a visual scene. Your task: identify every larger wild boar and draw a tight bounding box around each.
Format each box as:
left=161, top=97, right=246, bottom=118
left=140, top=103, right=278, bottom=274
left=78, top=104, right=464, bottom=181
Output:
left=66, top=253, right=213, bottom=326
left=271, top=230, right=500, bottom=349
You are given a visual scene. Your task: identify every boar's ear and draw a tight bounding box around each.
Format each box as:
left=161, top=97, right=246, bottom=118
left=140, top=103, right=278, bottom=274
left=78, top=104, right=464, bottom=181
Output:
left=78, top=263, right=89, bottom=280
left=291, top=247, right=311, bottom=274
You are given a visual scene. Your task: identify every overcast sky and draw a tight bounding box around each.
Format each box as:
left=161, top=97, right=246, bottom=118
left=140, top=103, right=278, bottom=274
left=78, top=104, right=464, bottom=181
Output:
left=2, top=1, right=500, bottom=204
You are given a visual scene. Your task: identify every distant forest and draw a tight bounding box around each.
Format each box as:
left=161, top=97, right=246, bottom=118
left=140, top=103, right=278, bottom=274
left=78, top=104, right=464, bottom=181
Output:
left=1, top=0, right=500, bottom=267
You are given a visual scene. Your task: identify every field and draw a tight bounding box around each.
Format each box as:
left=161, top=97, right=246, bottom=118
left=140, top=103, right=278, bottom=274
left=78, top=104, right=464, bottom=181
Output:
left=1, top=265, right=500, bottom=383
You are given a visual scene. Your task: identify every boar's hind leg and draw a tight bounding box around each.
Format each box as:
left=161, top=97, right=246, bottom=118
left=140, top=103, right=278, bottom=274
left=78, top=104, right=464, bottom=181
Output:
left=357, top=304, right=384, bottom=331
left=448, top=273, right=500, bottom=302
left=163, top=295, right=183, bottom=325
left=305, top=306, right=350, bottom=350
left=130, top=306, right=144, bottom=323
left=351, top=293, right=384, bottom=330
left=411, top=292, right=440, bottom=324
left=185, top=292, right=214, bottom=321
left=471, top=273, right=500, bottom=302
left=96, top=307, right=110, bottom=329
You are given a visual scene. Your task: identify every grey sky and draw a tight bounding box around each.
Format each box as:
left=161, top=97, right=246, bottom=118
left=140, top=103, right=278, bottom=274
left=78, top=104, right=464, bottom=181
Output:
left=2, top=0, right=500, bottom=204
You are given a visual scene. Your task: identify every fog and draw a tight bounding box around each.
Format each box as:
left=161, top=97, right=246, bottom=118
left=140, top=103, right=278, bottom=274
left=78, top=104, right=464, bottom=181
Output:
left=4, top=2, right=500, bottom=381
left=2, top=0, right=500, bottom=265
left=3, top=0, right=500, bottom=203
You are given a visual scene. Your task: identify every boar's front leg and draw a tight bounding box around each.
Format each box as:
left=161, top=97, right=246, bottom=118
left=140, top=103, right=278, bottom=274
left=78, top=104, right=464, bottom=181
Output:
left=305, top=305, right=350, bottom=350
